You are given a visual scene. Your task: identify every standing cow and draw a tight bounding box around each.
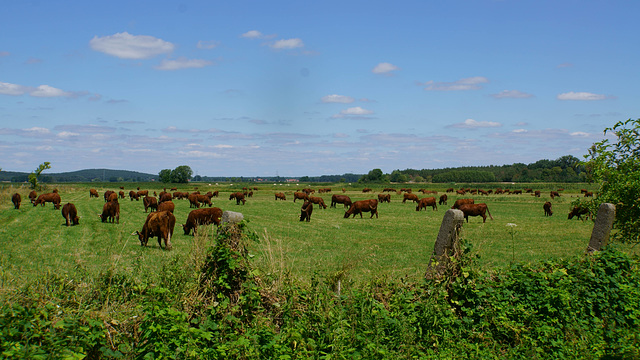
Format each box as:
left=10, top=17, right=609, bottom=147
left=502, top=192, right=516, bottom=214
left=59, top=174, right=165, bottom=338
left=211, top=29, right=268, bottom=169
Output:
left=543, top=201, right=553, bottom=216
left=300, top=201, right=313, bottom=222
left=12, top=193, right=21, bottom=209
left=416, top=197, right=437, bottom=211
left=135, top=211, right=176, bottom=250
left=61, top=203, right=80, bottom=226
left=344, top=199, right=379, bottom=219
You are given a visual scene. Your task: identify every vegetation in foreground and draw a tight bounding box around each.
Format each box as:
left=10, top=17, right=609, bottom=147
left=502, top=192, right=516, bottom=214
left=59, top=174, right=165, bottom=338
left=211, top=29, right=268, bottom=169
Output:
left=1, top=223, right=638, bottom=359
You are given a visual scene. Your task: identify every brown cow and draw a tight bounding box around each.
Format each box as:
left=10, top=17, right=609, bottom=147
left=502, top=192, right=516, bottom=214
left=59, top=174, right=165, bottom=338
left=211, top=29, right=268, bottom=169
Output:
left=118, top=190, right=125, bottom=199
left=107, top=192, right=118, bottom=203
left=104, top=190, right=115, bottom=202
left=550, top=191, right=561, bottom=199
left=377, top=193, right=391, bottom=203
left=229, top=192, right=246, bottom=205
left=135, top=210, right=175, bottom=250
left=188, top=193, right=201, bottom=208
left=458, top=203, right=493, bottom=223
left=446, top=188, right=454, bottom=193
left=12, top=193, right=21, bottom=209
left=439, top=194, right=448, bottom=206
left=362, top=188, right=373, bottom=193
left=302, top=188, right=315, bottom=195
left=543, top=201, right=553, bottom=216
left=182, top=207, right=222, bottom=235
left=568, top=206, right=590, bottom=220
left=452, top=198, right=474, bottom=209
left=137, top=190, right=149, bottom=198
left=129, top=190, right=139, bottom=201
left=456, top=189, right=466, bottom=195
left=300, top=201, right=313, bottom=222
left=402, top=193, right=419, bottom=203
left=28, top=190, right=38, bottom=204
left=143, top=196, right=158, bottom=212
left=308, top=196, right=327, bottom=209
left=344, top=199, right=378, bottom=219
left=275, top=192, right=286, bottom=201
left=159, top=192, right=172, bottom=203
left=196, top=194, right=212, bottom=207
left=331, top=194, right=352, bottom=208
left=89, top=189, right=99, bottom=198
left=98, top=200, right=119, bottom=224
left=293, top=192, right=309, bottom=203
left=584, top=191, right=593, bottom=197
left=157, top=200, right=175, bottom=213
left=34, top=193, right=62, bottom=209
left=383, top=188, right=396, bottom=192
left=533, top=190, right=541, bottom=198
left=416, top=197, right=437, bottom=211
left=61, top=203, right=79, bottom=226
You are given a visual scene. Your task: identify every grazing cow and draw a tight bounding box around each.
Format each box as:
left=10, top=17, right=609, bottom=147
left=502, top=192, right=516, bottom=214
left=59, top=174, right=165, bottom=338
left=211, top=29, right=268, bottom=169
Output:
left=580, top=189, right=588, bottom=194
left=344, top=199, right=379, bottom=219
left=143, top=196, right=158, bottom=212
left=137, top=190, right=149, bottom=198
left=29, top=190, right=38, bottom=204
left=416, top=197, right=437, bottom=211
left=439, top=194, right=448, bottom=206
left=34, top=193, right=62, bottom=209
left=107, top=192, right=118, bottom=203
left=452, top=198, right=475, bottom=209
left=129, top=191, right=139, bottom=201
left=104, top=190, right=115, bottom=202
left=524, top=188, right=533, bottom=193
left=568, top=206, right=591, bottom=220
left=512, top=190, right=523, bottom=195
left=118, top=191, right=125, bottom=199
left=378, top=193, right=391, bottom=203
left=402, top=193, right=419, bottom=203
left=182, top=207, right=223, bottom=235
left=135, top=211, right=176, bottom=250
left=362, top=188, right=373, bottom=193
left=61, top=203, right=79, bottom=226
left=331, top=194, right=352, bottom=208
left=458, top=203, right=494, bottom=223
left=383, top=188, right=397, bottom=193
left=456, top=189, right=466, bottom=195
left=210, top=190, right=219, bottom=197
left=584, top=191, right=593, bottom=197
left=543, top=201, right=553, bottom=216
left=157, top=200, right=175, bottom=213
left=229, top=192, right=246, bottom=205
left=188, top=193, right=201, bottom=208
left=275, top=192, right=286, bottom=201
left=98, top=200, right=120, bottom=224
left=89, top=189, right=99, bottom=198
left=446, top=188, right=454, bottom=193
left=308, top=196, right=328, bottom=209
left=12, top=193, right=21, bottom=209
left=159, top=192, right=172, bottom=203
left=550, top=191, right=561, bottom=199
left=478, top=190, right=489, bottom=196
left=170, top=187, right=177, bottom=191
left=300, top=201, right=313, bottom=222
left=302, top=188, right=315, bottom=195
left=293, top=192, right=309, bottom=203
left=533, top=190, right=541, bottom=198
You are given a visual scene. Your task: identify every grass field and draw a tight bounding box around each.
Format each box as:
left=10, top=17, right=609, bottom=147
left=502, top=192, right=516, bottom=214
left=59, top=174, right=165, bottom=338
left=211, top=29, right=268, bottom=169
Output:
left=1, top=181, right=637, bottom=298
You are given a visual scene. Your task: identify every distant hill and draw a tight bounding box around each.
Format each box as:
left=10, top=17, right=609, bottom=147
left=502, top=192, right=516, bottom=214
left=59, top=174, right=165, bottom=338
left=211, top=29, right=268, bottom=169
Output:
left=0, top=168, right=158, bottom=183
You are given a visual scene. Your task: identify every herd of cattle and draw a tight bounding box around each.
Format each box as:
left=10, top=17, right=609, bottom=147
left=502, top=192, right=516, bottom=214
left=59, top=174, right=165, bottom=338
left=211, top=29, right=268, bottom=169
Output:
left=8, top=185, right=594, bottom=249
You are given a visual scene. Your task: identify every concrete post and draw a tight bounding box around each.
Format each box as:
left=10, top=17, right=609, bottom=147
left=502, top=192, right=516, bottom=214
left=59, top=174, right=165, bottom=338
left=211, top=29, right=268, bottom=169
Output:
left=587, top=203, right=616, bottom=253
left=428, top=209, right=464, bottom=270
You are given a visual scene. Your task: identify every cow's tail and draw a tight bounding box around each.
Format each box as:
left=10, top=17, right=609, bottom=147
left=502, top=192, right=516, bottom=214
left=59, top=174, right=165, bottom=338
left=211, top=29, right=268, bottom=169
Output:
left=487, top=205, right=494, bottom=220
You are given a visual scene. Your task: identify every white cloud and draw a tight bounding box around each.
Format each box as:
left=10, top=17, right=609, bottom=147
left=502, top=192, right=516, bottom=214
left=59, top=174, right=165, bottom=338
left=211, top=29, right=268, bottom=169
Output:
left=422, top=76, right=489, bottom=91
left=490, top=90, right=534, bottom=99
left=154, top=57, right=213, bottom=70
left=197, top=40, right=219, bottom=49
left=570, top=131, right=590, bottom=137
left=372, top=62, right=399, bottom=74
left=30, top=85, right=72, bottom=97
left=23, top=127, right=50, bottom=134
left=512, top=129, right=528, bottom=133
left=89, top=32, right=174, bottom=59
left=241, top=30, right=264, bottom=39
left=0, top=82, right=30, bottom=96
left=557, top=92, right=607, bottom=101
left=270, top=38, right=304, bottom=49
left=57, top=131, right=80, bottom=138
left=340, top=107, right=373, bottom=115
left=449, top=118, right=502, bottom=129
left=321, top=94, right=355, bottom=103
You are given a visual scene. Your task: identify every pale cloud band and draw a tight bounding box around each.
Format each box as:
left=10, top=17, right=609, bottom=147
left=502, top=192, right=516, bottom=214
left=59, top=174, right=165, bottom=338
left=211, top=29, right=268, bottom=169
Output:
left=0, top=82, right=81, bottom=98
left=321, top=94, right=355, bottom=103
left=557, top=92, right=607, bottom=101
left=332, top=106, right=374, bottom=118
left=422, top=76, right=489, bottom=91
left=270, top=38, right=304, bottom=49
left=448, top=118, right=502, bottom=129
left=89, top=32, right=175, bottom=59
left=154, top=57, right=213, bottom=71
left=491, top=90, right=534, bottom=99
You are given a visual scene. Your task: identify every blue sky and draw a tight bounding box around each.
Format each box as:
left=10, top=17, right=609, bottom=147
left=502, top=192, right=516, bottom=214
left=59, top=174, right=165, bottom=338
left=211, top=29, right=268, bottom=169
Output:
left=0, top=1, right=637, bottom=177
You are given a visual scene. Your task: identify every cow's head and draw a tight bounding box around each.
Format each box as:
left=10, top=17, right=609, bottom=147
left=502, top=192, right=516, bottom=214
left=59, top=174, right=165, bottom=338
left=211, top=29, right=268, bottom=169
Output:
left=135, top=231, right=148, bottom=246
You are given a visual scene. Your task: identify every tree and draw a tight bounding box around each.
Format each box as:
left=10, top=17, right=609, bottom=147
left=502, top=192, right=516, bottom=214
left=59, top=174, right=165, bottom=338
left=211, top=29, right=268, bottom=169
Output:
left=171, top=165, right=193, bottom=183
left=158, top=169, right=172, bottom=183
left=359, top=168, right=389, bottom=183
left=28, top=162, right=51, bottom=189
left=584, top=118, right=640, bottom=243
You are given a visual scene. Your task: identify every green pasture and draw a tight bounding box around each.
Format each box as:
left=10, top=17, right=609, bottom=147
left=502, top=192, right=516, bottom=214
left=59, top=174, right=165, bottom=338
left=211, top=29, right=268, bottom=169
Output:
left=1, top=182, right=636, bottom=296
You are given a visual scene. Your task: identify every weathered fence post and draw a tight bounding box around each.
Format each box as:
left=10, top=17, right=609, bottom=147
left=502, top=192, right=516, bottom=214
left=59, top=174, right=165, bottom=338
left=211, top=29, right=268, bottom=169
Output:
left=427, top=209, right=464, bottom=276
left=587, top=203, right=616, bottom=253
